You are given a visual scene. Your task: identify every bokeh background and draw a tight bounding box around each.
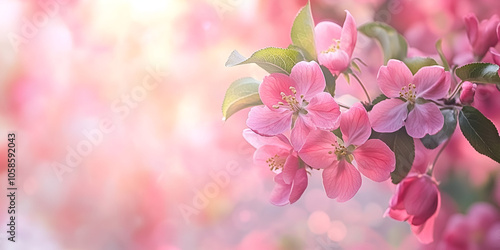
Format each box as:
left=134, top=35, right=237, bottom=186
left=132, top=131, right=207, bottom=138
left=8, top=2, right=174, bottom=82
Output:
left=0, top=0, right=500, bottom=249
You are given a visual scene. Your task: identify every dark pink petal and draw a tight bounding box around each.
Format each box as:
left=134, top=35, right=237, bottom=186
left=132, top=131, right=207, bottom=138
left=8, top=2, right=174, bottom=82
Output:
left=247, top=106, right=292, bottom=136
left=411, top=187, right=440, bottom=244
left=413, top=66, right=449, bottom=100
left=377, top=60, right=413, bottom=98
left=340, top=103, right=371, bottom=146
left=290, top=116, right=313, bottom=151
left=290, top=61, right=325, bottom=99
left=322, top=160, right=362, bottom=202
left=289, top=168, right=308, bottom=204
left=242, top=129, right=291, bottom=150
left=299, top=129, right=338, bottom=169
left=406, top=103, right=444, bottom=138
left=306, top=92, right=341, bottom=130
left=369, top=98, right=408, bottom=133
left=353, top=139, right=395, bottom=182
left=340, top=10, right=357, bottom=57
left=259, top=73, right=296, bottom=109
left=318, top=50, right=350, bottom=75
left=464, top=14, right=479, bottom=46
left=314, top=21, right=342, bottom=53
left=270, top=173, right=292, bottom=206
left=253, top=145, right=290, bottom=168
left=405, top=176, right=439, bottom=226
left=442, top=215, right=470, bottom=248
left=282, top=154, right=299, bottom=184
left=389, top=176, right=418, bottom=210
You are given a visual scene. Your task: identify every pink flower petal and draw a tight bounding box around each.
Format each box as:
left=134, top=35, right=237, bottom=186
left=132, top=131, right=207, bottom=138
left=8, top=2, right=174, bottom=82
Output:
left=306, top=92, right=341, bottom=130
left=377, top=59, right=414, bottom=98
left=242, top=129, right=291, bottom=150
left=340, top=10, right=357, bottom=57
left=464, top=14, right=479, bottom=46
left=270, top=173, right=292, bottom=206
left=369, top=98, right=408, bottom=133
left=413, top=66, right=449, bottom=100
left=259, top=73, right=296, bottom=109
left=406, top=103, right=444, bottom=138
left=353, top=139, right=395, bottom=182
left=385, top=207, right=410, bottom=222
left=253, top=145, right=290, bottom=168
left=282, top=154, right=299, bottom=184
left=289, top=168, right=308, bottom=204
left=290, top=61, right=325, bottom=99
left=322, top=160, right=362, bottom=202
left=318, top=50, right=350, bottom=75
left=490, top=47, right=500, bottom=65
left=314, top=21, right=342, bottom=53
left=405, top=176, right=439, bottom=226
left=299, top=129, right=338, bottom=169
left=341, top=103, right=371, bottom=146
left=290, top=116, right=313, bottom=151
left=411, top=188, right=440, bottom=244
left=247, top=106, right=292, bottom=136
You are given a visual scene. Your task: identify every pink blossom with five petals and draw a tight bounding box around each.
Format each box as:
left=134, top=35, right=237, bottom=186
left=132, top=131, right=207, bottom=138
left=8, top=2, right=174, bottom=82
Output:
left=299, top=104, right=395, bottom=202
left=369, top=59, right=450, bottom=138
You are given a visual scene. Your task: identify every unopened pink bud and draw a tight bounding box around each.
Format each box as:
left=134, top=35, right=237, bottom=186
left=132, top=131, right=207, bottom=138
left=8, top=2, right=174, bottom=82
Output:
left=460, top=81, right=477, bottom=105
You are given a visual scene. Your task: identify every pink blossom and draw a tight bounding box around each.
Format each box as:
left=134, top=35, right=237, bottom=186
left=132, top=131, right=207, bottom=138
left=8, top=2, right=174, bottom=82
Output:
left=243, top=129, right=308, bottom=206
left=299, top=104, right=395, bottom=202
left=314, top=10, right=357, bottom=75
left=439, top=203, right=500, bottom=249
left=369, top=59, right=450, bottom=138
left=460, top=81, right=477, bottom=105
left=247, top=61, right=341, bottom=150
left=464, top=13, right=500, bottom=59
left=385, top=174, right=441, bottom=244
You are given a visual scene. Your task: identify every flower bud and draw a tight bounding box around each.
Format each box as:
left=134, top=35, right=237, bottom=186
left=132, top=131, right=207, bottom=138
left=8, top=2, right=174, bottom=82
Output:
left=464, top=14, right=500, bottom=59
left=460, top=81, right=477, bottom=105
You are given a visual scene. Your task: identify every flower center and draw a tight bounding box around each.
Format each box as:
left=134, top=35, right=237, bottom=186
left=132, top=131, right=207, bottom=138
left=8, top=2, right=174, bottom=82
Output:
left=399, top=83, right=417, bottom=103
left=327, top=143, right=354, bottom=162
left=272, top=86, right=307, bottom=113
left=321, top=39, right=341, bottom=54
left=266, top=154, right=284, bottom=171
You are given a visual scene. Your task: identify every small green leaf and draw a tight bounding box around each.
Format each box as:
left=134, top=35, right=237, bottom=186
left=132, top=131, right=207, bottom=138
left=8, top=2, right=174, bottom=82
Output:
left=403, top=57, right=438, bottom=75
left=456, top=63, right=500, bottom=85
left=358, top=22, right=408, bottom=64
left=225, top=48, right=305, bottom=75
left=222, top=77, right=263, bottom=120
left=436, top=39, right=450, bottom=71
left=332, top=128, right=343, bottom=140
left=364, top=94, right=387, bottom=111
left=291, top=1, right=317, bottom=61
left=458, top=106, right=500, bottom=163
left=321, top=65, right=337, bottom=97
left=421, top=109, right=457, bottom=149
left=371, top=128, right=415, bottom=184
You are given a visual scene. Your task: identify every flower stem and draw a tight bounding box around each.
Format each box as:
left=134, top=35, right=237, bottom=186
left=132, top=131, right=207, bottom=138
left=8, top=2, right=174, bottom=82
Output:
left=337, top=102, right=351, bottom=109
left=427, top=136, right=452, bottom=176
left=351, top=73, right=372, bottom=104
left=448, top=80, right=464, bottom=101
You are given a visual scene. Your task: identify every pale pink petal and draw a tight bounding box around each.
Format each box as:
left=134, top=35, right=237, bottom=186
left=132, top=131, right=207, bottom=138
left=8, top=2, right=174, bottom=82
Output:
left=318, top=50, right=350, bottom=75
left=464, top=14, right=479, bottom=46
left=406, top=103, right=444, bottom=138
left=242, top=129, right=291, bottom=150
left=466, top=203, right=500, bottom=232
left=290, top=61, right=325, bottom=99
left=270, top=173, right=292, bottom=206
left=485, top=223, right=500, bottom=249
left=413, top=66, right=449, bottom=100
left=385, top=207, right=410, bottom=222
left=299, top=129, right=338, bottom=169
left=490, top=47, right=500, bottom=65
left=405, top=177, right=439, bottom=226
left=340, top=103, right=372, bottom=146
left=259, top=73, right=296, bottom=109
left=314, top=21, right=342, bottom=52
left=290, top=116, right=313, bottom=151
left=282, top=154, right=299, bottom=184
left=377, top=59, right=414, bottom=98
left=289, top=168, right=308, bottom=204
left=340, top=10, right=357, bottom=57
left=353, top=139, right=395, bottom=182
left=369, top=99, right=408, bottom=133
left=247, top=106, right=292, bottom=136
left=305, top=92, right=341, bottom=130
left=322, top=160, right=362, bottom=202
left=253, top=145, right=290, bottom=168
left=411, top=189, right=440, bottom=244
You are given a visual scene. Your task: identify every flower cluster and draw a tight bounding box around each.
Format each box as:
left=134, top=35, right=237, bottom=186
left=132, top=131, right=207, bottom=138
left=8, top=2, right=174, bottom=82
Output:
left=223, top=3, right=500, bottom=245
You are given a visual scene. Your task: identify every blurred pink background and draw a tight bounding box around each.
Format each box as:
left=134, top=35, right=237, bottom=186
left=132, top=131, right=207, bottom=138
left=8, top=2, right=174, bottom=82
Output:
left=0, top=0, right=499, bottom=249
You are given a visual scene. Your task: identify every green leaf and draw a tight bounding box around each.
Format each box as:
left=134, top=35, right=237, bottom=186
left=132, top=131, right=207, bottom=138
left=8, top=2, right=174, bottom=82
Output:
left=358, top=22, right=408, bottom=64
left=332, top=128, right=343, bottom=140
left=456, top=63, right=500, bottom=85
left=291, top=1, right=317, bottom=61
left=225, top=47, right=305, bottom=75
left=222, top=77, right=263, bottom=120
left=458, top=106, right=500, bottom=163
left=403, top=57, right=438, bottom=75
left=321, top=65, right=337, bottom=97
left=436, top=39, right=450, bottom=71
left=371, top=128, right=415, bottom=184
left=421, top=109, right=457, bottom=149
